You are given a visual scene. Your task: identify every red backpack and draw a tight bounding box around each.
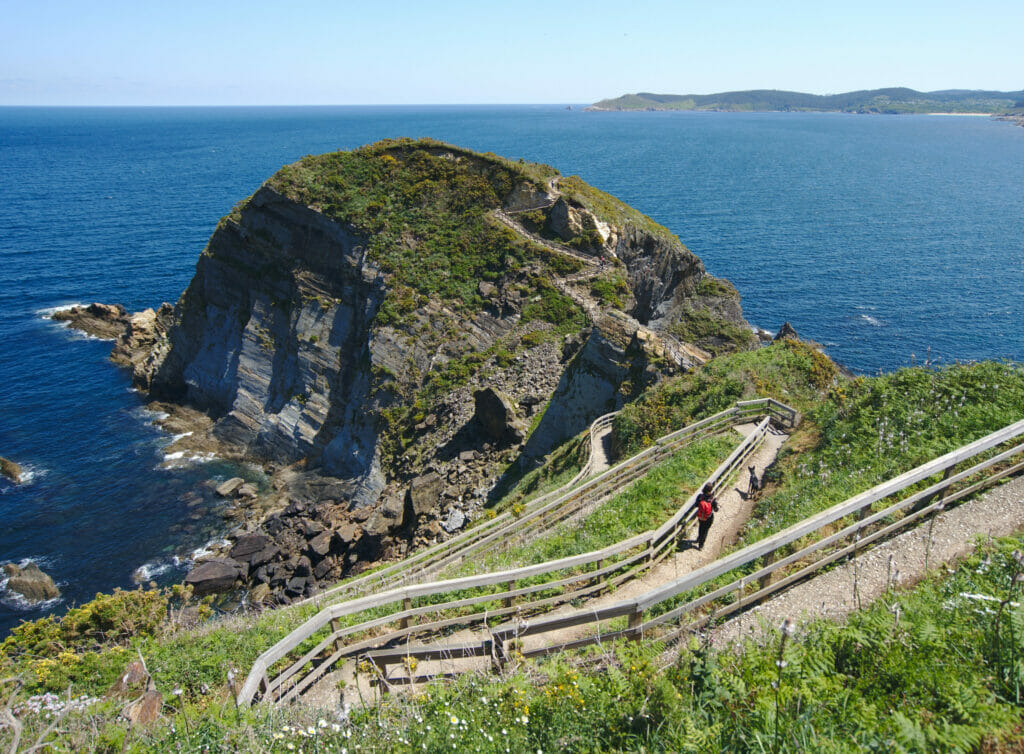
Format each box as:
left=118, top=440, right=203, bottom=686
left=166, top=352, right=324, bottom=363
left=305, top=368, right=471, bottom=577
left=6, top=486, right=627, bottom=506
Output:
left=697, top=494, right=714, bottom=522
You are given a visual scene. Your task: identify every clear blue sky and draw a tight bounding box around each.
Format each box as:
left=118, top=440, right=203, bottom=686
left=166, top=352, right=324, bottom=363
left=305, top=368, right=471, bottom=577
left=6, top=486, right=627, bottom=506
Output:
left=2, top=0, right=1021, bottom=105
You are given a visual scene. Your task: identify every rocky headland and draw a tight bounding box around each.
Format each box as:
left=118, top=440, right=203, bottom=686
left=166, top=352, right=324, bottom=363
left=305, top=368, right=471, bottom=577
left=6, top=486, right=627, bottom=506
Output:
left=61, top=138, right=756, bottom=603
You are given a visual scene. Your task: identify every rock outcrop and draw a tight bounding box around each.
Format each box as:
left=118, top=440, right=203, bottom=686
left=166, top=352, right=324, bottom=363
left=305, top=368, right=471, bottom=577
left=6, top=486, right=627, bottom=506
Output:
left=184, top=558, right=244, bottom=596
left=51, top=303, right=129, bottom=340
left=64, top=139, right=754, bottom=602
left=2, top=561, right=60, bottom=603
left=0, top=457, right=22, bottom=484
left=774, top=322, right=800, bottom=341
left=473, top=387, right=527, bottom=445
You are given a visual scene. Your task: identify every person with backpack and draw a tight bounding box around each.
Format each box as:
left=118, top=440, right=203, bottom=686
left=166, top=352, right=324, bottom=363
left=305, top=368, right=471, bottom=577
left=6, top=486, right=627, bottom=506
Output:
left=694, top=482, right=719, bottom=551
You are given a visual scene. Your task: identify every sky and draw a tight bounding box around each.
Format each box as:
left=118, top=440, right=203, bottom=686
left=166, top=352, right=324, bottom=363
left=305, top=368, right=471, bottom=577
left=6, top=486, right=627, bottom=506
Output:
left=1, top=0, right=1022, bottom=106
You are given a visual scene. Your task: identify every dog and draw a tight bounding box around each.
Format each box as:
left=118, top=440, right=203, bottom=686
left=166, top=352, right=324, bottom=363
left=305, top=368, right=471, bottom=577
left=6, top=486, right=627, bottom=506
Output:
left=747, top=465, right=760, bottom=496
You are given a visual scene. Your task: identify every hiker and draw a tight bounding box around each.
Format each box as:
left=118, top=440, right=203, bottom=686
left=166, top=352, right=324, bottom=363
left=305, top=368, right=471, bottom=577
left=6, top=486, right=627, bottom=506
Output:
left=695, top=483, right=718, bottom=550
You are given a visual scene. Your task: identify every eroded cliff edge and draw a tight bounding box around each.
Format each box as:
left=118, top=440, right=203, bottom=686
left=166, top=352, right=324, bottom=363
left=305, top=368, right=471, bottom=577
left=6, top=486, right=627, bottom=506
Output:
left=65, top=139, right=756, bottom=601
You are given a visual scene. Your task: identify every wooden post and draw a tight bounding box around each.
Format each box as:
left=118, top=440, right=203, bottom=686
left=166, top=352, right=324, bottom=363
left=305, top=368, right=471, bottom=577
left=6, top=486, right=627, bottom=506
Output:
left=399, top=596, right=412, bottom=629
left=330, top=618, right=342, bottom=652
left=628, top=608, right=643, bottom=640
left=759, top=549, right=776, bottom=590
left=503, top=581, right=516, bottom=609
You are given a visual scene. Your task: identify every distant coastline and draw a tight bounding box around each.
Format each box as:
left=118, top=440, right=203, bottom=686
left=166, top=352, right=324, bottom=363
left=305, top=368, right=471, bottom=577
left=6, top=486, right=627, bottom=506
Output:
left=587, top=87, right=1024, bottom=116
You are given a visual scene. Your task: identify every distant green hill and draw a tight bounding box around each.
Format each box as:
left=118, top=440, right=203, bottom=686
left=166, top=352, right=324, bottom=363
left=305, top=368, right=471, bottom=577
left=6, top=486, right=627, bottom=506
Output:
left=588, top=87, right=1024, bottom=114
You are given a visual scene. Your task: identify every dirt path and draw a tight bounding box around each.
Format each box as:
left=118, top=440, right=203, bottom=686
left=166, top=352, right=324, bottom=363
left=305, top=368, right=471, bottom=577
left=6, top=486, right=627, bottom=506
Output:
left=589, top=424, right=614, bottom=475
left=516, top=424, right=789, bottom=653
left=306, top=447, right=1024, bottom=712
left=303, top=424, right=787, bottom=710
left=710, top=473, right=1024, bottom=648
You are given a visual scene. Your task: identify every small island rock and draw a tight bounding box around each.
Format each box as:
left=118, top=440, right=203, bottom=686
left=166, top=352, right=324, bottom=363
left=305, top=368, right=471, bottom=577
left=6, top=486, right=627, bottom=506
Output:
left=0, top=457, right=23, bottom=484
left=51, top=303, right=130, bottom=340
left=2, top=561, right=60, bottom=603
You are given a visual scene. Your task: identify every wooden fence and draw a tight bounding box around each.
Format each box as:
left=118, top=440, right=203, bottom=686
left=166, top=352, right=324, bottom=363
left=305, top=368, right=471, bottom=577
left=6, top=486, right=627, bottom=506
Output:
left=238, top=398, right=796, bottom=706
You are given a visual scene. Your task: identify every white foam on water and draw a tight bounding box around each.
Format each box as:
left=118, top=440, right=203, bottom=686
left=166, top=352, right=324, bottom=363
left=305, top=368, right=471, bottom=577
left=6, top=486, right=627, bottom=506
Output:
left=36, top=302, right=88, bottom=319
left=189, top=538, right=231, bottom=563
left=859, top=314, right=883, bottom=327
left=158, top=450, right=217, bottom=469
left=131, top=559, right=178, bottom=583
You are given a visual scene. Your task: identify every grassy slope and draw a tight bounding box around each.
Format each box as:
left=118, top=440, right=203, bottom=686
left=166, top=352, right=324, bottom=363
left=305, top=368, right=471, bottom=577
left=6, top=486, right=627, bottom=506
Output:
left=5, top=345, right=1024, bottom=751
left=8, top=536, right=1024, bottom=751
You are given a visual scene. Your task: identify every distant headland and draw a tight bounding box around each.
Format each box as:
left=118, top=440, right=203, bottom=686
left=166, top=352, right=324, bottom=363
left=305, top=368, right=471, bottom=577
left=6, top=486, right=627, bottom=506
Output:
left=587, top=87, right=1024, bottom=115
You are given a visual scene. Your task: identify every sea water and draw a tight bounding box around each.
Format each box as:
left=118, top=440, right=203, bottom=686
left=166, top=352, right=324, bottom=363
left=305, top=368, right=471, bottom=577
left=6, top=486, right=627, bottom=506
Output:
left=1, top=106, right=1022, bottom=633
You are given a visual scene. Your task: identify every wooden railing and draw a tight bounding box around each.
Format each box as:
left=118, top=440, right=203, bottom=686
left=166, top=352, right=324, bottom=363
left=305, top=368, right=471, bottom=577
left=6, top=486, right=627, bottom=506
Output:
left=288, top=411, right=618, bottom=610
left=295, top=400, right=795, bottom=610
left=239, top=399, right=796, bottom=706
left=485, top=415, right=1024, bottom=657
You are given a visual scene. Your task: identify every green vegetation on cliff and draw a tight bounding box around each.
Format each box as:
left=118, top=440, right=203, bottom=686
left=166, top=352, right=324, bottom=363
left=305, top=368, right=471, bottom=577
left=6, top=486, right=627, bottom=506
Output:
left=266, top=139, right=581, bottom=320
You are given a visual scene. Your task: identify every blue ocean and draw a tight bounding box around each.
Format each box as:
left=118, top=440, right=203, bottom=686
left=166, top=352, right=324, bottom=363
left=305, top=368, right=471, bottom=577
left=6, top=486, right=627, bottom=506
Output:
left=1, top=106, right=1023, bottom=634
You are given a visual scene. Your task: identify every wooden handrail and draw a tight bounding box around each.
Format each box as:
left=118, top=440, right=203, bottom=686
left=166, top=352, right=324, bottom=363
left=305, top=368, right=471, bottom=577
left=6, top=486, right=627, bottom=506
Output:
left=239, top=401, right=784, bottom=706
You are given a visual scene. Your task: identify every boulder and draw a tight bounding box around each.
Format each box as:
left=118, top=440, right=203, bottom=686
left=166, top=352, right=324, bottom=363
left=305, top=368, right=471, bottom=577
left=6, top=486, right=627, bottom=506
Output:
left=473, top=387, right=528, bottom=445
left=249, top=583, right=272, bottom=605
left=0, top=457, right=23, bottom=484
left=441, top=509, right=466, bottom=533
left=307, top=530, right=333, bottom=558
left=248, top=544, right=280, bottom=568
left=236, top=483, right=258, bottom=498
left=215, top=477, right=246, bottom=497
left=293, top=555, right=312, bottom=578
left=184, top=558, right=242, bottom=596
left=478, top=281, right=497, bottom=298
left=123, top=687, right=163, bottom=726
left=285, top=576, right=307, bottom=597
left=2, top=561, right=60, bottom=603
left=380, top=493, right=405, bottom=526
left=458, top=450, right=478, bottom=463
left=408, top=472, right=443, bottom=516
left=336, top=522, right=360, bottom=544
left=774, top=322, right=800, bottom=341
left=313, top=557, right=335, bottom=581
left=108, top=660, right=148, bottom=697
left=229, top=533, right=271, bottom=562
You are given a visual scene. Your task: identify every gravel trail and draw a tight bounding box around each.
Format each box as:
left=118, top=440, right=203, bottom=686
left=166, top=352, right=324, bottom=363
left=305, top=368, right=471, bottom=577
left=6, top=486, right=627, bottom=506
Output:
left=711, top=473, right=1024, bottom=647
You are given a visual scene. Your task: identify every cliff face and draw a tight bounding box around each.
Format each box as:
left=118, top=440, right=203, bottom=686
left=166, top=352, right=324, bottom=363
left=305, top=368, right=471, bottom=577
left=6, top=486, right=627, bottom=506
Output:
left=143, top=186, right=389, bottom=506
left=108, top=139, right=754, bottom=600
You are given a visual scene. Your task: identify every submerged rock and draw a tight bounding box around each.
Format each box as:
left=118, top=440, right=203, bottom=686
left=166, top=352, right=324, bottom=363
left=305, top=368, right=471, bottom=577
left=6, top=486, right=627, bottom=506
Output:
left=215, top=478, right=246, bottom=497
left=2, top=561, right=60, bottom=603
